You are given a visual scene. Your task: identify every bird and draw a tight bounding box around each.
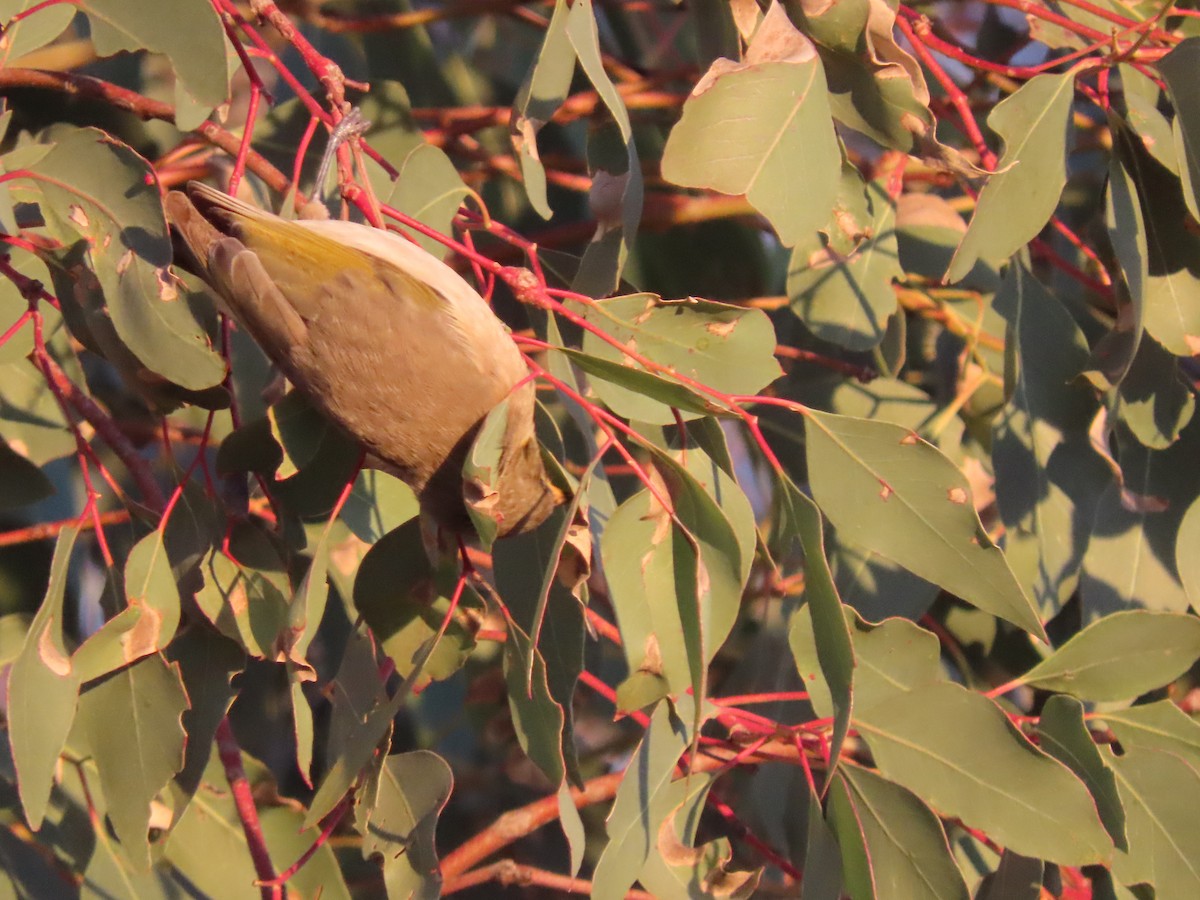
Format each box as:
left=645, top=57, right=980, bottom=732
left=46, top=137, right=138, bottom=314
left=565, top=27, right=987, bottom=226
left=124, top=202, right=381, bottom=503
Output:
left=166, top=180, right=562, bottom=539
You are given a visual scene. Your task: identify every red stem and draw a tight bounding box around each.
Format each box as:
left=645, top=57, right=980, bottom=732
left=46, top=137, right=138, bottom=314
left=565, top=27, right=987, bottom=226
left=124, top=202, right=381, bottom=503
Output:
left=215, top=718, right=281, bottom=900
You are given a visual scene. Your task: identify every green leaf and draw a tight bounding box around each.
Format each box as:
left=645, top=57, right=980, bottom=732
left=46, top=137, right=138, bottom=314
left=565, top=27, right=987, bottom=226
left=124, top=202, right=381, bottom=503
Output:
left=992, top=260, right=1105, bottom=617
left=1121, top=65, right=1175, bottom=169
left=854, top=682, right=1112, bottom=865
left=284, top=528, right=331, bottom=681
left=353, top=519, right=475, bottom=689
left=511, top=0, right=574, bottom=219
left=661, top=2, right=841, bottom=246
left=848, top=613, right=943, bottom=711
left=167, top=626, right=243, bottom=802
left=1104, top=700, right=1200, bottom=771
left=1111, top=108, right=1200, bottom=358
left=357, top=751, right=453, bottom=900
left=194, top=521, right=291, bottom=658
left=1118, top=334, right=1196, bottom=450
left=7, top=526, right=80, bottom=830
left=46, top=247, right=228, bottom=414
left=805, top=410, right=1045, bottom=639
left=1110, top=747, right=1200, bottom=896
left=835, top=764, right=970, bottom=900
left=0, top=2, right=76, bottom=64
left=371, top=144, right=471, bottom=257
left=1037, top=695, right=1127, bottom=851
left=636, top=773, right=758, bottom=899
left=1178, top=492, right=1200, bottom=610
left=814, top=1, right=940, bottom=157
left=79, top=0, right=229, bottom=113
left=803, top=786, right=844, bottom=899
left=776, top=481, right=854, bottom=787
left=11, top=129, right=227, bottom=393
left=1080, top=426, right=1196, bottom=618
left=73, top=528, right=182, bottom=682
left=76, top=654, right=189, bottom=870
left=600, top=455, right=746, bottom=721
left=565, top=0, right=641, bottom=294
left=591, top=698, right=704, bottom=900
left=168, top=755, right=352, bottom=900
left=792, top=608, right=943, bottom=724
left=0, top=359, right=75, bottom=465
left=341, top=469, right=420, bottom=544
left=946, top=72, right=1076, bottom=281
left=264, top=390, right=363, bottom=514
left=1019, top=611, right=1200, bottom=700
left=579, top=293, right=781, bottom=425
left=494, top=509, right=585, bottom=790
left=788, top=178, right=900, bottom=351
left=1091, top=132, right=1148, bottom=392
left=291, top=677, right=315, bottom=788
left=462, top=397, right=512, bottom=549
left=1159, top=37, right=1200, bottom=219
left=562, top=346, right=718, bottom=420
left=306, top=626, right=395, bottom=829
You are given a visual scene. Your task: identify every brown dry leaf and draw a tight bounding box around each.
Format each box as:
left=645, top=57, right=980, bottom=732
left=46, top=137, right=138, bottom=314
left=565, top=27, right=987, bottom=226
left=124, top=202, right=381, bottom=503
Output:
left=556, top=517, right=593, bottom=599
left=729, top=0, right=761, bottom=41
left=656, top=808, right=763, bottom=898
left=694, top=2, right=817, bottom=95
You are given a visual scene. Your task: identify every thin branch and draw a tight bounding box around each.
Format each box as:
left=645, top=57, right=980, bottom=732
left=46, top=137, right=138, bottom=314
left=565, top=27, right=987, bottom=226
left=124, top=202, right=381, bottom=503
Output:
left=0, top=68, right=293, bottom=195
left=215, top=718, right=281, bottom=900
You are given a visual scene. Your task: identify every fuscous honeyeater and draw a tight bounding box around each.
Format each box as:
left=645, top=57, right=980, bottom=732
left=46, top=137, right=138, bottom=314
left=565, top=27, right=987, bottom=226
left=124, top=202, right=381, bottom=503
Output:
left=166, top=181, right=561, bottom=538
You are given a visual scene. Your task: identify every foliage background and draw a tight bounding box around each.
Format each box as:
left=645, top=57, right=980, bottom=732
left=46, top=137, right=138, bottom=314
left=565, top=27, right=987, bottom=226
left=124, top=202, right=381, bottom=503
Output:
left=2, top=0, right=1200, bottom=897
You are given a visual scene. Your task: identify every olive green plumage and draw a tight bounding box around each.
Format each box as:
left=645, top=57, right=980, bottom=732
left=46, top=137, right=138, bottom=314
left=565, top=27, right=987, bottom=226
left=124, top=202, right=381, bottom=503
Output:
left=167, top=181, right=560, bottom=537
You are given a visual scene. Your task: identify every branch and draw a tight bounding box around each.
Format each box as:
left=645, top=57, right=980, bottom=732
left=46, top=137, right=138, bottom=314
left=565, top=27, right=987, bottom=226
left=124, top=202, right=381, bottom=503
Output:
left=0, top=68, right=292, bottom=195
left=215, top=718, right=280, bottom=900
left=446, top=859, right=657, bottom=899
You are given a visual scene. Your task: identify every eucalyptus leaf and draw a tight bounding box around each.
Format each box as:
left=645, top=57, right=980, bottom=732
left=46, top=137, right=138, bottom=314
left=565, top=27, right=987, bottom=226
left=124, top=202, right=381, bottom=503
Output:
left=947, top=72, right=1076, bottom=281
left=805, top=410, right=1044, bottom=638
left=855, top=682, right=1112, bottom=866
left=8, top=526, right=81, bottom=831
left=1019, top=611, right=1200, bottom=700
left=661, top=2, right=840, bottom=246
left=76, top=654, right=188, bottom=870
left=579, top=293, right=780, bottom=425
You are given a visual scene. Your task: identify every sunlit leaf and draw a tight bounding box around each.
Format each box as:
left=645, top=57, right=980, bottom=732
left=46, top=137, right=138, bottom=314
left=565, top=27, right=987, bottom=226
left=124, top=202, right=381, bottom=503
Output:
left=8, top=526, right=80, bottom=831
left=805, top=410, right=1045, bottom=638
left=579, top=293, right=780, bottom=425
left=79, top=0, right=229, bottom=115
left=661, top=2, right=841, bottom=246
left=11, top=129, right=226, bottom=393
left=1019, top=611, right=1200, bottom=700
left=1037, top=696, right=1126, bottom=851
left=1110, top=747, right=1200, bottom=896
left=831, top=764, right=969, bottom=900
left=358, top=751, right=453, bottom=900
left=511, top=0, right=574, bottom=219
left=591, top=697, right=708, bottom=900
left=788, top=177, right=900, bottom=351
left=992, top=260, right=1104, bottom=617
left=946, top=72, right=1075, bottom=281
left=73, top=528, right=182, bottom=682
left=855, top=682, right=1112, bottom=865
left=76, top=654, right=188, bottom=870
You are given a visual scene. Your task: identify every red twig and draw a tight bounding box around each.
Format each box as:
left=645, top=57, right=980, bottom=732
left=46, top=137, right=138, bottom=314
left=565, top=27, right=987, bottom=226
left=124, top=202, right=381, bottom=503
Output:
left=215, top=718, right=280, bottom=900
left=257, top=797, right=351, bottom=887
